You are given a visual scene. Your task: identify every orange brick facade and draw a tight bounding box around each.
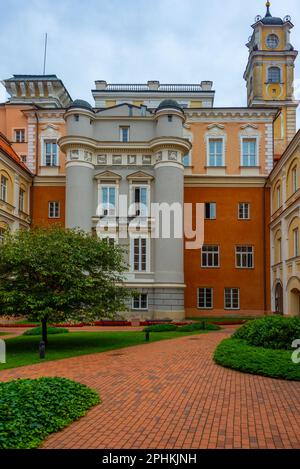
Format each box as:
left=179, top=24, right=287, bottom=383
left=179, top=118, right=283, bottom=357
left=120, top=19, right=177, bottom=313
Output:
left=31, top=186, right=65, bottom=227
left=184, top=186, right=271, bottom=317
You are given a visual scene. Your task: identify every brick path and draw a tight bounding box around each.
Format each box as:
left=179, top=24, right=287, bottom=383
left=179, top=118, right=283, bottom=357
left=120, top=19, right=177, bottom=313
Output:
left=1, top=327, right=300, bottom=449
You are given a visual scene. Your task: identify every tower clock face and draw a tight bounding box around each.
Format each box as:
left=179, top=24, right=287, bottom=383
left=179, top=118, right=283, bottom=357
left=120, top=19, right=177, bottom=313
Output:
left=267, top=34, right=279, bottom=49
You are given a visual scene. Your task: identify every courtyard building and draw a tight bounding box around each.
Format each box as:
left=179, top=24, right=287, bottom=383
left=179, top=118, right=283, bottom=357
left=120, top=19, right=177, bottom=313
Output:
left=0, top=2, right=299, bottom=318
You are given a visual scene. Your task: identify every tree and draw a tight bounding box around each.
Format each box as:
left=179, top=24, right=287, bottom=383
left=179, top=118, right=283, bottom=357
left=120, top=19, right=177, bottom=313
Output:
left=0, top=226, right=130, bottom=344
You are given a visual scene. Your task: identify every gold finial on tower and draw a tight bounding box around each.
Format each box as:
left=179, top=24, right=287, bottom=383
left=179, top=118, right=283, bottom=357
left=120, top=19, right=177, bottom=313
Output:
left=265, top=1, right=271, bottom=17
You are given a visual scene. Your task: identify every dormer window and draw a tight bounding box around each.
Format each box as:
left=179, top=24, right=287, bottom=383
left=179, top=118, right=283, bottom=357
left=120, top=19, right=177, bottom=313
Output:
left=266, top=34, right=279, bottom=49
left=268, top=66, right=281, bottom=83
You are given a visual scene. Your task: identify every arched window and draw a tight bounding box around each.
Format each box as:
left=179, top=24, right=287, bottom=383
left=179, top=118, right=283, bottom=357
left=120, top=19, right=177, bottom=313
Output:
left=268, top=67, right=281, bottom=84
left=275, top=282, right=283, bottom=315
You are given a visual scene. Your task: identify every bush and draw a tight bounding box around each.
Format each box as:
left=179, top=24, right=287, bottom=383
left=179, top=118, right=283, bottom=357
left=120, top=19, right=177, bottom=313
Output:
left=143, top=323, right=178, bottom=332
left=23, top=326, right=69, bottom=336
left=0, top=377, right=100, bottom=449
left=233, top=316, right=300, bottom=350
left=178, top=321, right=221, bottom=332
left=214, top=338, right=300, bottom=381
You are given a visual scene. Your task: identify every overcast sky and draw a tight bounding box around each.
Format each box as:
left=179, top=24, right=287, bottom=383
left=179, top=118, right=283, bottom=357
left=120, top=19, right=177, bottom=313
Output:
left=1, top=0, right=300, bottom=125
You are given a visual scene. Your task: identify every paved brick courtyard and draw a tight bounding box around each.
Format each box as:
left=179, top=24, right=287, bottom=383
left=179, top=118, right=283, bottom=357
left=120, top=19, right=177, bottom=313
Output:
left=1, top=327, right=300, bottom=449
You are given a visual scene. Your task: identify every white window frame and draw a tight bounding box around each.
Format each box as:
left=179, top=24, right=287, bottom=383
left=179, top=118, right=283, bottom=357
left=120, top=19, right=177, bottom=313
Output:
left=235, top=246, right=254, bottom=269
left=19, top=188, right=25, bottom=212
left=132, top=293, right=148, bottom=311
left=224, top=288, right=240, bottom=310
left=238, top=202, right=250, bottom=220
left=130, top=235, right=150, bottom=272
left=48, top=201, right=60, bottom=219
left=14, top=128, right=25, bottom=143
left=43, top=139, right=59, bottom=167
left=99, top=184, right=118, bottom=217
left=277, top=186, right=281, bottom=209
left=0, top=175, right=8, bottom=202
left=201, top=245, right=220, bottom=268
left=293, top=228, right=299, bottom=257
left=120, top=126, right=130, bottom=142
left=130, top=184, right=150, bottom=217
left=240, top=137, right=259, bottom=167
left=207, top=137, right=225, bottom=167
left=204, top=202, right=216, bottom=220
left=197, top=287, right=213, bottom=309
left=292, top=167, right=298, bottom=193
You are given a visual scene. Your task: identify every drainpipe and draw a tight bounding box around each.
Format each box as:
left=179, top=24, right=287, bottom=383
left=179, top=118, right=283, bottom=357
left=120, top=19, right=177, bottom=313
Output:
left=263, top=178, right=268, bottom=315
left=30, top=111, right=40, bottom=226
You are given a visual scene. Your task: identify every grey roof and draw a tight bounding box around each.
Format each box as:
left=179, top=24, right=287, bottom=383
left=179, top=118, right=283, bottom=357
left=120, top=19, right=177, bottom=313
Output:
left=261, top=3, right=283, bottom=25
left=6, top=74, right=58, bottom=81
left=69, top=99, right=93, bottom=110
left=156, top=99, right=183, bottom=111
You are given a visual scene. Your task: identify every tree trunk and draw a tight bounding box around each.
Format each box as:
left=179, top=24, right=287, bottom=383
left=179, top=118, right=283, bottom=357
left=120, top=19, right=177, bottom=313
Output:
left=41, top=318, right=48, bottom=345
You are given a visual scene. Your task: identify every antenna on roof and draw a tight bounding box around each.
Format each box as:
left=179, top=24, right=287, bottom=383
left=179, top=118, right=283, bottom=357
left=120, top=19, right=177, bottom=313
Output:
left=43, top=33, right=48, bottom=75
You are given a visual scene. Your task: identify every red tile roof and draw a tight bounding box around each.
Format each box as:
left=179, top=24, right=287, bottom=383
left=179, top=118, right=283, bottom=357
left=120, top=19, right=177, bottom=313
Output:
left=0, top=132, right=32, bottom=175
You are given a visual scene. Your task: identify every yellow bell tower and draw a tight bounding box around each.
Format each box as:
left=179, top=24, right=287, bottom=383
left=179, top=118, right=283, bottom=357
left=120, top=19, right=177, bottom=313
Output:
left=244, top=1, right=299, bottom=157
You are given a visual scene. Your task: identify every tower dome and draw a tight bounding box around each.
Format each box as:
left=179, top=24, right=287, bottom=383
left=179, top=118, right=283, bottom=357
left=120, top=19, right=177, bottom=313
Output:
left=156, top=99, right=183, bottom=112
left=261, top=1, right=283, bottom=25
left=68, top=99, right=93, bottom=111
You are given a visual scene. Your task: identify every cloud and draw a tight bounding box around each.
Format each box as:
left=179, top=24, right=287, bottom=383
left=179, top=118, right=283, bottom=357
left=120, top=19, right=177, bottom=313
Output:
left=0, top=0, right=299, bottom=127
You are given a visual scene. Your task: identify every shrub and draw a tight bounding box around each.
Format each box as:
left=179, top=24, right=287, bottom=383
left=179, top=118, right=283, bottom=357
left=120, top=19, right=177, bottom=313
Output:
left=178, top=321, right=221, bottom=332
left=0, top=377, right=100, bottom=449
left=143, top=323, right=178, bottom=332
left=214, top=338, right=300, bottom=381
left=23, top=326, right=69, bottom=336
left=233, top=316, right=300, bottom=350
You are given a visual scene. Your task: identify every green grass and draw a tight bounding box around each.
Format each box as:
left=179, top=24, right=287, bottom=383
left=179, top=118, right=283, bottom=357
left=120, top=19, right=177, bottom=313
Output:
left=214, top=338, right=300, bottom=381
left=0, top=329, right=212, bottom=371
left=0, top=332, right=10, bottom=336
left=0, top=377, right=100, bottom=449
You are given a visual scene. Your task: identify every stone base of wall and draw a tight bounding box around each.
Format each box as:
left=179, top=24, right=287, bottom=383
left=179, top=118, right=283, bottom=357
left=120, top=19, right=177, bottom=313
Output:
left=125, top=286, right=185, bottom=320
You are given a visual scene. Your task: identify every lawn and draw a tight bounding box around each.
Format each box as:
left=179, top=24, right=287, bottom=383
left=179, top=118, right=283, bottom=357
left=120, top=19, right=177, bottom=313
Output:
left=214, top=337, right=300, bottom=381
left=0, top=329, right=211, bottom=371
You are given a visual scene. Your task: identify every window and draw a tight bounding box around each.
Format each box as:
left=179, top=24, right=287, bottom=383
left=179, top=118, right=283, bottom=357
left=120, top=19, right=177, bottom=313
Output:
left=266, top=34, right=279, bottom=49
left=101, top=186, right=116, bottom=216
left=132, top=293, right=148, bottom=310
left=201, top=245, right=219, bottom=267
left=48, top=201, right=60, bottom=218
left=242, top=138, right=257, bottom=166
left=268, top=67, right=281, bottom=84
left=133, top=237, right=147, bottom=271
left=238, top=203, right=250, bottom=220
left=19, top=188, right=25, bottom=212
left=168, top=115, right=173, bottom=122
left=14, top=129, right=25, bottom=143
left=120, top=127, right=129, bottom=142
left=102, top=237, right=116, bottom=246
left=208, top=139, right=223, bottom=167
left=44, top=140, right=58, bottom=166
left=205, top=203, right=216, bottom=219
left=197, top=288, right=213, bottom=309
left=293, top=228, right=299, bottom=257
left=292, top=167, right=298, bottom=193
left=277, top=186, right=281, bottom=209
left=236, top=246, right=254, bottom=268
left=0, top=175, right=8, bottom=201
left=74, top=114, right=79, bottom=122
left=224, top=288, right=240, bottom=310
left=21, top=155, right=27, bottom=163
left=0, top=228, right=5, bottom=243
left=182, top=154, right=189, bottom=167
left=132, top=186, right=148, bottom=216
